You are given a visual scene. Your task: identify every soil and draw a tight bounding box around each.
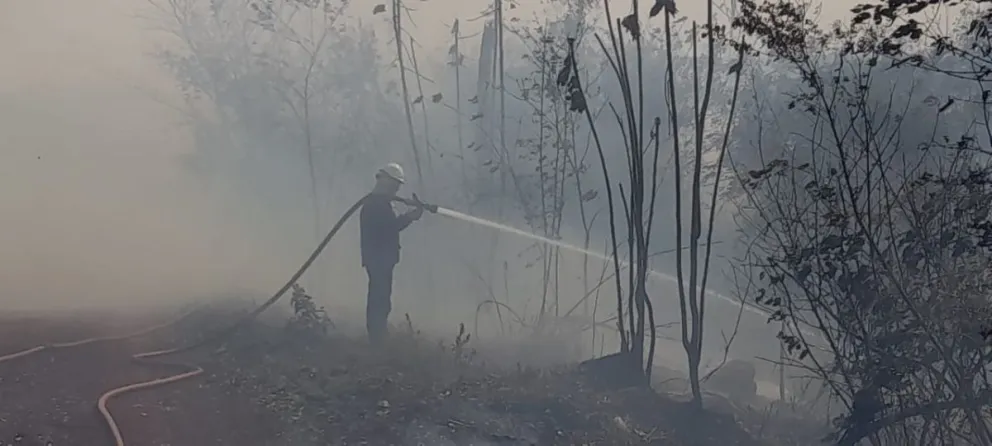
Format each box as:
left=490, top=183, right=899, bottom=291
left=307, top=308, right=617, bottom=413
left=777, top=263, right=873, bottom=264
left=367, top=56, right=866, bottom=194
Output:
left=0, top=304, right=773, bottom=446
left=0, top=310, right=280, bottom=446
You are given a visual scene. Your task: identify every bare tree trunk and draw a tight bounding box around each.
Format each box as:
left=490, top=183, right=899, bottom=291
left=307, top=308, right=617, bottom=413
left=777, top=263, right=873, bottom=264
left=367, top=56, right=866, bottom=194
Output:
left=497, top=0, right=506, bottom=185
left=452, top=19, right=466, bottom=186
left=409, top=37, right=433, bottom=175
left=493, top=0, right=507, bottom=309
left=563, top=36, right=627, bottom=353
left=537, top=34, right=550, bottom=322
left=392, top=0, right=424, bottom=192
left=780, top=319, right=786, bottom=402
left=302, top=77, right=322, bottom=297
left=686, top=21, right=705, bottom=409
left=662, top=0, right=745, bottom=407
left=475, top=19, right=500, bottom=302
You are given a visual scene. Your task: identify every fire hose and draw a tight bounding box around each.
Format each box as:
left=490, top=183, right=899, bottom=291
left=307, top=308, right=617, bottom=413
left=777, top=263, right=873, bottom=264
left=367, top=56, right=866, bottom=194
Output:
left=0, top=193, right=437, bottom=446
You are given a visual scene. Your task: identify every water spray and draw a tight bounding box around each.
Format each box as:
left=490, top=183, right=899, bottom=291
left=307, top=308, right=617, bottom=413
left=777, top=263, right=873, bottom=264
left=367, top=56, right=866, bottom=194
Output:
left=431, top=206, right=821, bottom=341
left=399, top=195, right=781, bottom=324
left=434, top=209, right=759, bottom=315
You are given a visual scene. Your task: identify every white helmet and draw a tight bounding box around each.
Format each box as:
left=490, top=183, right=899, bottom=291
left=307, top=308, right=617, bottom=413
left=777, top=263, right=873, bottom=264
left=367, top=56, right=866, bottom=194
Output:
left=376, top=162, right=405, bottom=184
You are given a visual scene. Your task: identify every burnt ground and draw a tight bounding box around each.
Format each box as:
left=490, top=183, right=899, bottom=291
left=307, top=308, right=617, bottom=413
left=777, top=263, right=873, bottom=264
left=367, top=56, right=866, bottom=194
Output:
left=0, top=309, right=281, bottom=446
left=0, top=304, right=782, bottom=446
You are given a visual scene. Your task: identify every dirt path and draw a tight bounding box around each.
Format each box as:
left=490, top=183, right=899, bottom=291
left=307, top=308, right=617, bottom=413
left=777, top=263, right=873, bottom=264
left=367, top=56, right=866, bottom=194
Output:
left=0, top=315, right=281, bottom=446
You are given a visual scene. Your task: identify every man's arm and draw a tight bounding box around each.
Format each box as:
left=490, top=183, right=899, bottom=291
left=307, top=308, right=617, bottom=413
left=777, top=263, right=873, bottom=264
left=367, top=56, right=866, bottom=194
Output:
left=363, top=199, right=419, bottom=234
left=394, top=207, right=422, bottom=232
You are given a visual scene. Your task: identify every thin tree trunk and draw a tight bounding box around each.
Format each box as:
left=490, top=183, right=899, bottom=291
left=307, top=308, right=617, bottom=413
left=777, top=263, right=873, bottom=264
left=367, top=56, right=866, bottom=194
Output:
left=392, top=0, right=424, bottom=192
left=409, top=37, right=433, bottom=174
left=453, top=20, right=466, bottom=186
left=537, top=34, right=550, bottom=321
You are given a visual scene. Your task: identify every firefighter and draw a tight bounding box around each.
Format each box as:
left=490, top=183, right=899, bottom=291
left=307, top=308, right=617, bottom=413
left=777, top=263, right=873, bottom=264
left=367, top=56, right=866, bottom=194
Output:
left=359, top=163, right=423, bottom=344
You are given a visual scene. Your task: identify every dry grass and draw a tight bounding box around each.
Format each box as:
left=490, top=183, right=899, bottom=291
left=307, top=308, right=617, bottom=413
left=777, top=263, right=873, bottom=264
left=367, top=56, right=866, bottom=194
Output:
left=163, top=302, right=800, bottom=446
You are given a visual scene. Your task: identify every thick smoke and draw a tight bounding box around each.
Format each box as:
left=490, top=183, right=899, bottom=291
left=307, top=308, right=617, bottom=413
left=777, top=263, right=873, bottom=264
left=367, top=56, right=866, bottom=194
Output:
left=0, top=0, right=296, bottom=312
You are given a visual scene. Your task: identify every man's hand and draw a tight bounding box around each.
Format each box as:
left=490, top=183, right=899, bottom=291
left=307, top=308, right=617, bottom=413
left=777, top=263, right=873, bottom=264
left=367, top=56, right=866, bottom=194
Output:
left=409, top=205, right=424, bottom=221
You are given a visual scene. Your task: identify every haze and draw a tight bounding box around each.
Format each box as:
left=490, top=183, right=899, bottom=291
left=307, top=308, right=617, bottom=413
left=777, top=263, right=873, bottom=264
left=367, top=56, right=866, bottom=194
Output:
left=0, top=0, right=280, bottom=312
left=0, top=0, right=897, bottom=380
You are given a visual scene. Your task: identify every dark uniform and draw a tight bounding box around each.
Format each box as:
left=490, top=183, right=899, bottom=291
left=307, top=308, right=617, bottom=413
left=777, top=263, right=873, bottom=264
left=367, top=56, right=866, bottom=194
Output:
left=359, top=194, right=418, bottom=343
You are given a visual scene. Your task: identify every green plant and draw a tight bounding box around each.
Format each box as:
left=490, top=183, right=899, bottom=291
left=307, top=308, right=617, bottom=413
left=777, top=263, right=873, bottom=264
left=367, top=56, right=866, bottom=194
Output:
left=287, top=283, right=333, bottom=336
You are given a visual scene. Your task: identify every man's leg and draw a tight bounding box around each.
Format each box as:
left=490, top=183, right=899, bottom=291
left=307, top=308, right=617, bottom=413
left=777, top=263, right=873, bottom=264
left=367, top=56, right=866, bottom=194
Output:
left=365, top=264, right=395, bottom=344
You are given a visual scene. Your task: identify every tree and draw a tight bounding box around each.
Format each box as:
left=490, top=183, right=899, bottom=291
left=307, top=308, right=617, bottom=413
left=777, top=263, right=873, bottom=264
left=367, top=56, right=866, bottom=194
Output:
left=733, top=0, right=992, bottom=442
left=561, top=0, right=746, bottom=409
left=507, top=15, right=601, bottom=326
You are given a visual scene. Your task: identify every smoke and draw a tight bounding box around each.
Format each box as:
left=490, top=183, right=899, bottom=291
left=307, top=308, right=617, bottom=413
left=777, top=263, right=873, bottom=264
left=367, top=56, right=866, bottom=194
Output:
left=0, top=88, right=277, bottom=312
left=0, top=0, right=731, bottom=354
left=0, top=0, right=299, bottom=313
left=0, top=0, right=789, bottom=384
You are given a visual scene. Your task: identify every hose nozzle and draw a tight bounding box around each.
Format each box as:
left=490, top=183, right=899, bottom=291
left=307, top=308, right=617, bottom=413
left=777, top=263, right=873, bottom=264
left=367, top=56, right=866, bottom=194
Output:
left=396, top=194, right=438, bottom=213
